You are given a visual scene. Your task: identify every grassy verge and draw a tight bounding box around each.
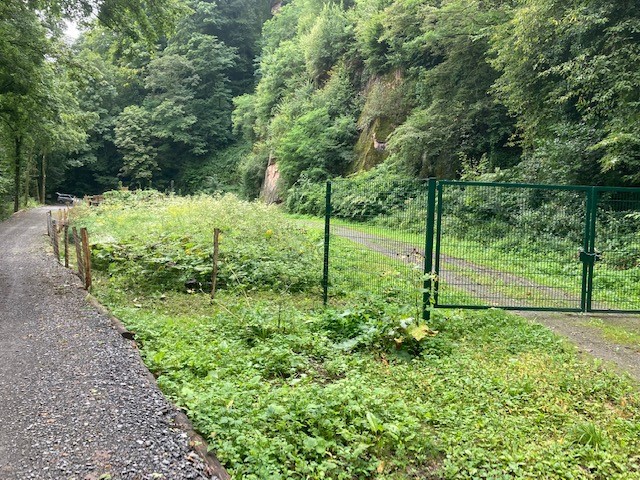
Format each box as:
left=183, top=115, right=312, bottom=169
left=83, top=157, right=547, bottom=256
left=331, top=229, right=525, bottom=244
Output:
left=77, top=193, right=640, bottom=479
left=581, top=319, right=640, bottom=352
left=0, top=202, right=11, bottom=221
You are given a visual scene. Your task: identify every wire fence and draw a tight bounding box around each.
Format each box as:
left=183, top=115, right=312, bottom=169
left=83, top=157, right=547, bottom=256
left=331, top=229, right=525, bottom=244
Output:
left=47, top=209, right=92, bottom=290
left=593, top=189, right=640, bottom=312
left=323, top=179, right=640, bottom=315
left=324, top=179, right=428, bottom=314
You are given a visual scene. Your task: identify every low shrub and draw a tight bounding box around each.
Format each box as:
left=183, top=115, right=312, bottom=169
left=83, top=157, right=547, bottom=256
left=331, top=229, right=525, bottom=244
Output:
left=287, top=164, right=426, bottom=224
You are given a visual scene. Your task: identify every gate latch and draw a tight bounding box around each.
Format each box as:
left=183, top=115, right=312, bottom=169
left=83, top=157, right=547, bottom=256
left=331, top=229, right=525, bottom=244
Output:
left=578, top=248, right=602, bottom=265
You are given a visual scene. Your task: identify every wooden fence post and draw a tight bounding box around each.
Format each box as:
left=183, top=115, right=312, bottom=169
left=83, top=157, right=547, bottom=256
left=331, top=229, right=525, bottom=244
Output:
left=73, top=227, right=85, bottom=286
left=51, top=220, right=60, bottom=263
left=81, top=227, right=92, bottom=290
left=64, top=224, right=69, bottom=268
left=211, top=228, right=220, bottom=299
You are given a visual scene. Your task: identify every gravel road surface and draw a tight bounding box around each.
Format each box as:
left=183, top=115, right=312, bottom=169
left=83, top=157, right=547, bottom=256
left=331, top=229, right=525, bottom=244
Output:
left=0, top=208, right=214, bottom=479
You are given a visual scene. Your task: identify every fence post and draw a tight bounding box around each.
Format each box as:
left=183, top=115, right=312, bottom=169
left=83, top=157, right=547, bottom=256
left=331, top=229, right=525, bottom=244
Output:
left=422, top=178, right=437, bottom=321
left=433, top=182, right=444, bottom=307
left=585, top=187, right=598, bottom=312
left=322, top=181, right=332, bottom=306
left=73, top=227, right=85, bottom=286
left=64, top=224, right=69, bottom=268
left=211, top=228, right=220, bottom=299
left=81, top=228, right=92, bottom=290
left=52, top=220, right=60, bottom=264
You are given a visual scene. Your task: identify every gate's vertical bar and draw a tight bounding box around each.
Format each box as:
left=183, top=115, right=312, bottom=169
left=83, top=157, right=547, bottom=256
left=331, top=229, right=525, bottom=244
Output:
left=586, top=187, right=598, bottom=312
left=422, top=178, right=437, bottom=321
left=433, top=181, right=444, bottom=307
left=580, top=188, right=592, bottom=312
left=322, top=181, right=332, bottom=306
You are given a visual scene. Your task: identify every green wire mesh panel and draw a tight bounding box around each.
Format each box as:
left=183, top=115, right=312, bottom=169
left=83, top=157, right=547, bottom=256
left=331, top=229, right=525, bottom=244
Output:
left=327, top=179, right=427, bottom=311
left=592, top=188, right=640, bottom=312
left=435, top=182, right=587, bottom=310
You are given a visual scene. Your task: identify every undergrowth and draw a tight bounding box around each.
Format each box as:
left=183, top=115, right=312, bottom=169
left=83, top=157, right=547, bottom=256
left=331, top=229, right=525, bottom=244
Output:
left=75, top=193, right=640, bottom=479
left=99, top=288, right=640, bottom=479
left=71, top=190, right=322, bottom=293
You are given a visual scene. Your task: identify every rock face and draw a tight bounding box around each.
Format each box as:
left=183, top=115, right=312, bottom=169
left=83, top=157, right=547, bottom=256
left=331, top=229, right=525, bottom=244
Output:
left=261, top=155, right=280, bottom=204
left=350, top=71, right=407, bottom=174
left=373, top=135, right=387, bottom=151
left=350, top=117, right=392, bottom=173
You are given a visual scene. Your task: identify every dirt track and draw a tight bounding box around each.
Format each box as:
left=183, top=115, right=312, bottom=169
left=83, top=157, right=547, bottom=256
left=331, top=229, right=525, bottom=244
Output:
left=0, top=208, right=215, bottom=479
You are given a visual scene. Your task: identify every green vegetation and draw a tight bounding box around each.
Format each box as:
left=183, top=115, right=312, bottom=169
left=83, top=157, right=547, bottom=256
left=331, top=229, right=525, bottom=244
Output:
left=582, top=319, right=640, bottom=351
left=236, top=0, right=640, bottom=198
left=0, top=0, right=187, bottom=210
left=76, top=193, right=640, bottom=479
left=4, top=0, right=640, bottom=475
left=3, top=0, right=639, bottom=206
left=73, top=190, right=323, bottom=293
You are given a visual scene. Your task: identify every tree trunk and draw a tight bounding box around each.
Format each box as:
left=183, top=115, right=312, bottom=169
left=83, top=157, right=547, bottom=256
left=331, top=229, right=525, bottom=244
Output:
left=23, top=158, right=30, bottom=207
left=13, top=136, right=21, bottom=213
left=41, top=152, right=46, bottom=204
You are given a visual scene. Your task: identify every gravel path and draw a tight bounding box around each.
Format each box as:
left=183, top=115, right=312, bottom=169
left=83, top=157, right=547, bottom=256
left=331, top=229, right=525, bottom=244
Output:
left=0, top=208, right=215, bottom=479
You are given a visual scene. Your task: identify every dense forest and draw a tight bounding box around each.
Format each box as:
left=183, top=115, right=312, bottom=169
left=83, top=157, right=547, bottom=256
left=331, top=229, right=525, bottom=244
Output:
left=1, top=0, right=638, bottom=215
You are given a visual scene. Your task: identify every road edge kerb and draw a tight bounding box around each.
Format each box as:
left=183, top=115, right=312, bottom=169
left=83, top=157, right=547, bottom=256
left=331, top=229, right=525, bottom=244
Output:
left=85, top=293, right=231, bottom=480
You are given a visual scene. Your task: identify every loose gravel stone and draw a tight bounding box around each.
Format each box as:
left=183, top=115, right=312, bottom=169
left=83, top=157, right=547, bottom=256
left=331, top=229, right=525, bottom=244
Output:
left=0, top=208, right=213, bottom=479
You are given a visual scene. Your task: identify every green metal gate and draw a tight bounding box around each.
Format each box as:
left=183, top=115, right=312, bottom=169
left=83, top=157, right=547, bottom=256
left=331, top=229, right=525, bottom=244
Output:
left=323, top=179, right=640, bottom=315
left=590, top=187, right=640, bottom=313
left=429, top=181, right=640, bottom=314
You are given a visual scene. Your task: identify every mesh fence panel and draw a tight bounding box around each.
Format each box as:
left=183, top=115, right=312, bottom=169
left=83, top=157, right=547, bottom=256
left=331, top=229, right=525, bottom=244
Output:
left=435, top=182, right=587, bottom=310
left=592, top=189, right=640, bottom=312
left=327, top=179, right=427, bottom=311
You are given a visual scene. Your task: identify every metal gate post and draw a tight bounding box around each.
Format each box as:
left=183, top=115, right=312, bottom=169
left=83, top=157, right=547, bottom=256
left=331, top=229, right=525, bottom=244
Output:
left=580, top=189, right=592, bottom=312
left=586, top=187, right=598, bottom=312
left=422, top=178, right=437, bottom=321
left=433, top=182, right=444, bottom=307
left=580, top=187, right=598, bottom=312
left=322, top=181, right=332, bottom=306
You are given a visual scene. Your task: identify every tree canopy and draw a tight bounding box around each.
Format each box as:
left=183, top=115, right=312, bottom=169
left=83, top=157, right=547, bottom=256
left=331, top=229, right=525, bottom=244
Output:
left=1, top=0, right=638, bottom=212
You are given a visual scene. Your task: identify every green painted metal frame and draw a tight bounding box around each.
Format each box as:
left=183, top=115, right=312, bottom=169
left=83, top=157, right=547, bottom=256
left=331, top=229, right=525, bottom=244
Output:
left=589, top=185, right=640, bottom=314
left=429, top=181, right=640, bottom=315
left=422, top=178, right=437, bottom=321
left=322, top=181, right=332, bottom=306
left=430, top=180, right=589, bottom=312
